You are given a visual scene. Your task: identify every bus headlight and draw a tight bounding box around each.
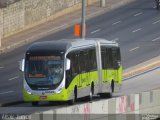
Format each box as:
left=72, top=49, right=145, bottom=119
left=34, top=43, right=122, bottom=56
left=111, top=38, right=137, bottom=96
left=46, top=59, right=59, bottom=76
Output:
left=27, top=89, right=32, bottom=95
left=57, top=87, right=63, bottom=93
left=24, top=83, right=32, bottom=95
left=56, top=84, right=64, bottom=93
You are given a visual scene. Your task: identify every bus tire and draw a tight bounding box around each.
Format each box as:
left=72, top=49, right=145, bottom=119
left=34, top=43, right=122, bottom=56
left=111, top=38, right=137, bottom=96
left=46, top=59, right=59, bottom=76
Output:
left=68, top=87, right=77, bottom=105
left=108, top=80, right=114, bottom=98
left=32, top=102, right=38, bottom=106
left=111, top=80, right=114, bottom=93
left=88, top=83, right=94, bottom=102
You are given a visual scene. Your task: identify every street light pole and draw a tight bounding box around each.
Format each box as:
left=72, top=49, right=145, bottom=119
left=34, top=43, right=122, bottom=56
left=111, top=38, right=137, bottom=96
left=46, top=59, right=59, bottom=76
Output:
left=81, top=0, right=86, bottom=39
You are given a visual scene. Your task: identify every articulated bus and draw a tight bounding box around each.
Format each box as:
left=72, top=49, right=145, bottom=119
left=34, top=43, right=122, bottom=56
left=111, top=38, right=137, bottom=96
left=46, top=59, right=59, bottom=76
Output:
left=19, top=38, right=122, bottom=106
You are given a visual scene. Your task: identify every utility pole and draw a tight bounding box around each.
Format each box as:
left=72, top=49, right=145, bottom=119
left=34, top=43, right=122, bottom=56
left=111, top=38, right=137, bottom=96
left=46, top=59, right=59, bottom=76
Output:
left=81, top=0, right=86, bottom=39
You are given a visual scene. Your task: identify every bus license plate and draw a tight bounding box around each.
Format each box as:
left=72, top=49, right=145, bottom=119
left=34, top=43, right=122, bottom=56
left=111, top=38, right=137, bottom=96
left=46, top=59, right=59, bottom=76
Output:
left=40, top=96, right=47, bottom=100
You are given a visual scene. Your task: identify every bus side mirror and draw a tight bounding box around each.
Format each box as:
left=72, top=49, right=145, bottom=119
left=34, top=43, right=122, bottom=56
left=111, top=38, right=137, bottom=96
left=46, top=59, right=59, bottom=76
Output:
left=66, top=59, right=71, bottom=70
left=19, top=59, right=25, bottom=72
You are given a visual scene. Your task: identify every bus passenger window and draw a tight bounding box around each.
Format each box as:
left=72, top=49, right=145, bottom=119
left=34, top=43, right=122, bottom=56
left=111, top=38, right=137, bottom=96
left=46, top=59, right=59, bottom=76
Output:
left=101, top=47, right=106, bottom=70
left=111, top=47, right=121, bottom=69
left=89, top=49, right=96, bottom=71
left=79, top=51, right=85, bottom=73
left=66, top=51, right=80, bottom=88
left=106, top=48, right=113, bottom=69
left=66, top=52, right=74, bottom=87
left=84, top=50, right=89, bottom=72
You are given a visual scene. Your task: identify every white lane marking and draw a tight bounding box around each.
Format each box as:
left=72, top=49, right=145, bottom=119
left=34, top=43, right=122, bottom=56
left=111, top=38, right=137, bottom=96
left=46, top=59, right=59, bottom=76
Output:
left=46, top=24, right=69, bottom=33
left=91, top=29, right=101, bottom=34
left=0, top=91, right=14, bottom=95
left=0, top=67, right=4, bottom=69
left=132, top=28, right=142, bottom=33
left=130, top=47, right=139, bottom=52
left=8, top=76, right=19, bottom=81
left=111, top=38, right=119, bottom=42
left=152, top=37, right=160, bottom=41
left=54, top=24, right=68, bottom=30
left=112, top=21, right=121, bottom=25
left=152, top=19, right=160, bottom=24
left=134, top=12, right=143, bottom=17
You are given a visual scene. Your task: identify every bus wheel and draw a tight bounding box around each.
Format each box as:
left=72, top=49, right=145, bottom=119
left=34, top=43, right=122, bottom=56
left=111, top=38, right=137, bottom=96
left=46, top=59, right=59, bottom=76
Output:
left=32, top=102, right=38, bottom=106
left=68, top=87, right=77, bottom=105
left=88, top=84, right=94, bottom=102
left=107, top=80, right=114, bottom=98
left=111, top=80, right=114, bottom=93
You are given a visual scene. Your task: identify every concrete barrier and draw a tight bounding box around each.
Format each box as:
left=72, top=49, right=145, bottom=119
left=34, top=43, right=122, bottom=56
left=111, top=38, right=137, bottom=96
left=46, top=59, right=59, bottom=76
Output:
left=31, top=88, right=160, bottom=120
left=127, top=94, right=139, bottom=114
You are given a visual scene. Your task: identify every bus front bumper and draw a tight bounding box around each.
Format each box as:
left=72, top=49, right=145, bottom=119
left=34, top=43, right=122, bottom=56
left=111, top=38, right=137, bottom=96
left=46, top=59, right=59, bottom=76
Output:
left=23, top=89, right=69, bottom=102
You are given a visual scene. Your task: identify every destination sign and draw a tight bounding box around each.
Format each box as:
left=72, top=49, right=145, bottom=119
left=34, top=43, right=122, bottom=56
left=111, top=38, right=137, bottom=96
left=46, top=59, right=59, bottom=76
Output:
left=29, top=56, right=61, bottom=60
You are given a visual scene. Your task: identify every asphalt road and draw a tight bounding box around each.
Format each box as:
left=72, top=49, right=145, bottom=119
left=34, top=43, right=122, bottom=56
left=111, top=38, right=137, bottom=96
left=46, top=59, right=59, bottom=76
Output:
left=0, top=0, right=160, bottom=108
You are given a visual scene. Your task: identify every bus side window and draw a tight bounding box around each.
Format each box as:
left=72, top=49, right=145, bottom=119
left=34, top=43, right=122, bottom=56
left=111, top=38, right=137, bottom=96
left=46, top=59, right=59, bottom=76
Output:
left=66, top=53, right=72, bottom=88
left=105, top=48, right=109, bottom=69
left=101, top=47, right=106, bottom=70
left=74, top=51, right=81, bottom=76
left=116, top=47, right=121, bottom=68
left=79, top=50, right=86, bottom=73
left=106, top=48, right=113, bottom=69
left=88, top=49, right=92, bottom=71
left=92, top=48, right=97, bottom=71
left=88, top=48, right=97, bottom=71
left=66, top=52, right=77, bottom=88
left=112, top=47, right=116, bottom=69
left=84, top=49, right=89, bottom=72
left=117, top=48, right=121, bottom=61
left=112, top=47, right=121, bottom=69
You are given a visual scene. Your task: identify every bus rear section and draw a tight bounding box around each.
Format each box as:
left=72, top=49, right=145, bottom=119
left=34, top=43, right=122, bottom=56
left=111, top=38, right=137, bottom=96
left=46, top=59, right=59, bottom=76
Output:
left=99, top=42, right=122, bottom=97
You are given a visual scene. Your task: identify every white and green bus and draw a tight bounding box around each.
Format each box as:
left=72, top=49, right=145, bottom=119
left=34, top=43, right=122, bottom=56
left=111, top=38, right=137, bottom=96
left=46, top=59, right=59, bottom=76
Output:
left=20, top=38, right=122, bottom=106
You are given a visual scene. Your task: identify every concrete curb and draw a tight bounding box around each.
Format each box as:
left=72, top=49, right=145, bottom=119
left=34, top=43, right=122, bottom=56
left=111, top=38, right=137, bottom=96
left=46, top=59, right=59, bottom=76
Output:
left=0, top=0, right=136, bottom=55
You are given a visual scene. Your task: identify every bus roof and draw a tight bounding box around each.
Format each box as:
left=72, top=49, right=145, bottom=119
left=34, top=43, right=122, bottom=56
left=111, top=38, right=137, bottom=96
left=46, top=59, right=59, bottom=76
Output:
left=26, top=38, right=118, bottom=53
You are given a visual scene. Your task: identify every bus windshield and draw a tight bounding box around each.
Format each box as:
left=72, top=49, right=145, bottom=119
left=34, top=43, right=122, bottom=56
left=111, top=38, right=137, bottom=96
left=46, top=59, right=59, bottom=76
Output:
left=25, top=55, right=64, bottom=90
